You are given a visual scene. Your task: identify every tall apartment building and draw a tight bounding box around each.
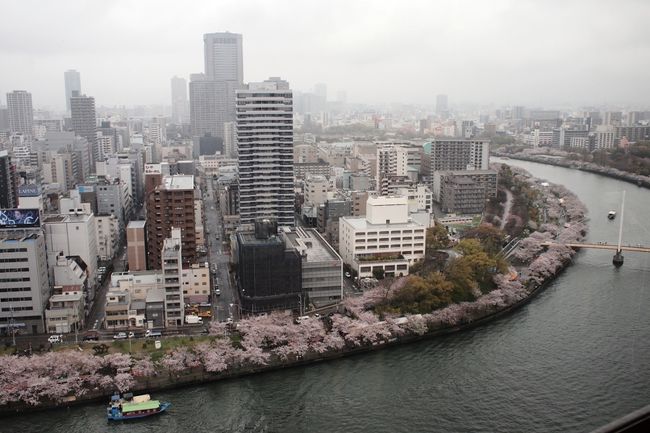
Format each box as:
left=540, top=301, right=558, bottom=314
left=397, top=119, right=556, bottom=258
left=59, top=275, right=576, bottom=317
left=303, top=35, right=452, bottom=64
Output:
left=0, top=231, right=50, bottom=334
left=64, top=70, right=81, bottom=114
left=161, top=227, right=184, bottom=327
left=6, top=90, right=34, bottom=137
left=237, top=77, right=294, bottom=227
left=428, top=139, right=490, bottom=176
left=70, top=94, right=97, bottom=170
left=126, top=220, right=147, bottom=271
left=145, top=174, right=196, bottom=269
left=376, top=142, right=422, bottom=195
left=171, top=76, right=189, bottom=124
left=0, top=151, right=18, bottom=209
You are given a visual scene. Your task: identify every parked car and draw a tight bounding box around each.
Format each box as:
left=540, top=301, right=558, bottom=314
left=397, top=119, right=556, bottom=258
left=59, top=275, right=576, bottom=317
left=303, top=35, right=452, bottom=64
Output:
left=113, top=332, right=128, bottom=340
left=345, top=272, right=351, bottom=278
left=82, top=333, right=99, bottom=342
left=214, top=289, right=221, bottom=296
left=48, top=334, right=63, bottom=344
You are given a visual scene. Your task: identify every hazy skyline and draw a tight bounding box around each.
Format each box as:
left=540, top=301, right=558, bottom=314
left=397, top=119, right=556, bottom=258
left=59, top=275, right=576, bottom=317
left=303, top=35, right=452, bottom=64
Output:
left=1, top=0, right=649, bottom=111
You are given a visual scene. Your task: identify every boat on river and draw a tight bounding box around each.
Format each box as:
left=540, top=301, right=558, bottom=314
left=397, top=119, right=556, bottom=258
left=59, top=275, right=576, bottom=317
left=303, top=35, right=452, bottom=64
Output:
left=106, top=393, right=171, bottom=421
left=607, top=210, right=616, bottom=220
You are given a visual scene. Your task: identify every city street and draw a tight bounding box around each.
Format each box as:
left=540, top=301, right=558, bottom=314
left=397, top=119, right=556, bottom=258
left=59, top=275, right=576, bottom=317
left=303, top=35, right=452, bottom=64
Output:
left=205, top=176, right=239, bottom=322
left=86, top=244, right=127, bottom=331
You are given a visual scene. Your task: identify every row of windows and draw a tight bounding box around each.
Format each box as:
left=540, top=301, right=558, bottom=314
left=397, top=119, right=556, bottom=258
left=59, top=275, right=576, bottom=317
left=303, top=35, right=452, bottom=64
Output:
left=0, top=257, right=29, bottom=263
left=0, top=268, right=29, bottom=273
left=0, top=287, right=31, bottom=293
left=356, top=230, right=424, bottom=236
left=0, top=297, right=32, bottom=302
left=2, top=306, right=32, bottom=312
left=0, top=248, right=27, bottom=253
left=0, top=277, right=30, bottom=283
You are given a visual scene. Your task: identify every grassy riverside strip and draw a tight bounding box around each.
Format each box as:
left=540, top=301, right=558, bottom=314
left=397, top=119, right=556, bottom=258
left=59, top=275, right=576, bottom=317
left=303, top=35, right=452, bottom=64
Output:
left=0, top=165, right=588, bottom=416
left=492, top=149, right=650, bottom=189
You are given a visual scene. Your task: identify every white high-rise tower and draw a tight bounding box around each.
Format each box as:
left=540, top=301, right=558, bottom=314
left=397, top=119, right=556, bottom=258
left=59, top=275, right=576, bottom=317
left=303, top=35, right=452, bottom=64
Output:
left=237, top=77, right=294, bottom=227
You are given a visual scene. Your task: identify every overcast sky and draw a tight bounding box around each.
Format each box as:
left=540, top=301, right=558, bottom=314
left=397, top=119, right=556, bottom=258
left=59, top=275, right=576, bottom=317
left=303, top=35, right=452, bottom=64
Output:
left=1, top=0, right=649, bottom=111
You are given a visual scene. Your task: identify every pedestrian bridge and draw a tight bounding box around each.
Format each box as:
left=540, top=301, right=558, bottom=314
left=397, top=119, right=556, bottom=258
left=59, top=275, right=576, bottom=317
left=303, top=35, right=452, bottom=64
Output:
left=541, top=242, right=650, bottom=253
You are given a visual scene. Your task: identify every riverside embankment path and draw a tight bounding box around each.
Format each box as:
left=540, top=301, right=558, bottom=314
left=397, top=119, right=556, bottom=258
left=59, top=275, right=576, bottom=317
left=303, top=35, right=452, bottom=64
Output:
left=5, top=159, right=650, bottom=433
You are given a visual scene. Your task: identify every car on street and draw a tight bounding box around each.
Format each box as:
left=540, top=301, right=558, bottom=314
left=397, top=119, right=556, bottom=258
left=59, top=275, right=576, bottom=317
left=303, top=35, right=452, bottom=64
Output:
left=113, top=332, right=128, bottom=340
left=214, top=289, right=221, bottom=296
left=345, top=272, right=351, bottom=278
left=48, top=334, right=63, bottom=344
left=82, top=332, right=99, bottom=342
left=145, top=329, right=162, bottom=338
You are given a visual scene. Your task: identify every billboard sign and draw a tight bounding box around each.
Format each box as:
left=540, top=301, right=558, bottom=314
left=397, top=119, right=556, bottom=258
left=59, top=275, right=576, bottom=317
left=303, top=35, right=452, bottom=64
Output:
left=17, top=184, right=40, bottom=197
left=0, top=209, right=41, bottom=228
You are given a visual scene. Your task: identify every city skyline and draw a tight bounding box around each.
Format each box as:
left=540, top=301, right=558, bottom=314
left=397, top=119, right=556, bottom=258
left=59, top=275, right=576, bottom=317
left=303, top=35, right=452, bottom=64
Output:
left=1, top=0, right=650, bottom=110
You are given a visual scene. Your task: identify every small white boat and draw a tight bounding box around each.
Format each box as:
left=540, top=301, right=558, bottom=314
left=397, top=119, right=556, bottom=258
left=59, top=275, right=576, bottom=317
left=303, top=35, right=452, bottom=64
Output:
left=607, top=211, right=616, bottom=220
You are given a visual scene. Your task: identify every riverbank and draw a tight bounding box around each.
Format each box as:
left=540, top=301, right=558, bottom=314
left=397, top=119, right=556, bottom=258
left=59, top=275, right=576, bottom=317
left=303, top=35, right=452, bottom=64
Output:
left=492, top=150, right=650, bottom=189
left=0, top=165, right=588, bottom=417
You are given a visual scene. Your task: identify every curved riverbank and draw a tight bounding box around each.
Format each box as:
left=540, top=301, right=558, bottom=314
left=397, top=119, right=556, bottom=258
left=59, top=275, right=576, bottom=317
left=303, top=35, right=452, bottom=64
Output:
left=0, top=165, right=588, bottom=417
left=0, top=264, right=574, bottom=417
left=492, top=151, right=650, bottom=189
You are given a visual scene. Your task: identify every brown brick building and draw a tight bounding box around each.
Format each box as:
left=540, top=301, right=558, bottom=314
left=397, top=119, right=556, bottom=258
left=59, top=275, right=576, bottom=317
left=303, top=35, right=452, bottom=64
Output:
left=145, top=175, right=197, bottom=270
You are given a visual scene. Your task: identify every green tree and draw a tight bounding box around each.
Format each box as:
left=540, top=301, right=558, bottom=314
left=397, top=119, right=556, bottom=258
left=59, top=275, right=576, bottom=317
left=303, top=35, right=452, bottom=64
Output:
left=373, top=268, right=385, bottom=280
left=444, top=258, right=477, bottom=302
left=376, top=271, right=454, bottom=315
left=461, top=224, right=505, bottom=255
left=426, top=224, right=450, bottom=253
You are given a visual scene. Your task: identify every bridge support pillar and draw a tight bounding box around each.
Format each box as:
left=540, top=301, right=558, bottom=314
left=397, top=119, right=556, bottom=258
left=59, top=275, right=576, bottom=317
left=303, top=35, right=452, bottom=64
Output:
left=613, top=250, right=624, bottom=267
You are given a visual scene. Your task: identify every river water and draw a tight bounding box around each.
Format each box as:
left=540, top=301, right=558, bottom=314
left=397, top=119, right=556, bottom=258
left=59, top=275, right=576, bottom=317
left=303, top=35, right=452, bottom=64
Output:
left=5, top=160, right=650, bottom=433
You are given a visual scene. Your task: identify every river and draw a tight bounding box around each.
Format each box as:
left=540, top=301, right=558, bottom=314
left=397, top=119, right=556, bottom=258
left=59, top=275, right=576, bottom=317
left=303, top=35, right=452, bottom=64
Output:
left=5, top=159, right=650, bottom=433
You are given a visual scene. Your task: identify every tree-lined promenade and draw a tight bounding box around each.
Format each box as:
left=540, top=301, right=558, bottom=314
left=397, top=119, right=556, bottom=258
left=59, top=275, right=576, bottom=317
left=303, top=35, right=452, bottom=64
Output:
left=0, top=165, right=588, bottom=414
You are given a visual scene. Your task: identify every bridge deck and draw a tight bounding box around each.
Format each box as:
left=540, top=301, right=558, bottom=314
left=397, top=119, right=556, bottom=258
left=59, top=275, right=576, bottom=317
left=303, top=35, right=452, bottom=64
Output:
left=542, top=242, right=650, bottom=253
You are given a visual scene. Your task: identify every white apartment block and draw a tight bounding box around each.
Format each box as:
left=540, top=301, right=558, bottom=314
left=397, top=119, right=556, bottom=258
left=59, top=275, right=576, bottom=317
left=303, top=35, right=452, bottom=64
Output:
left=524, top=129, right=554, bottom=147
left=304, top=174, right=331, bottom=206
left=162, top=228, right=184, bottom=327
left=396, top=185, right=433, bottom=213
left=376, top=141, right=422, bottom=194
left=0, top=231, right=50, bottom=335
left=595, top=125, right=615, bottom=149
left=111, top=271, right=163, bottom=301
left=339, top=195, right=426, bottom=278
left=43, top=211, right=98, bottom=292
left=95, top=214, right=119, bottom=261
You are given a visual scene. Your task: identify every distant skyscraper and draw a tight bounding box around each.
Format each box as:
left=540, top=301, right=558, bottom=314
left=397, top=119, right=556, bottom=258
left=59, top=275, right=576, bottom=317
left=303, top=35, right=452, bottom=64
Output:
left=6, top=90, right=34, bottom=136
left=170, top=76, right=188, bottom=124
left=203, top=32, right=243, bottom=83
left=0, top=150, right=18, bottom=209
left=190, top=32, right=243, bottom=141
left=237, top=77, right=294, bottom=227
left=314, top=83, right=327, bottom=101
left=189, top=74, right=239, bottom=139
left=70, top=94, right=97, bottom=170
left=436, top=94, right=448, bottom=114
left=64, top=70, right=81, bottom=114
